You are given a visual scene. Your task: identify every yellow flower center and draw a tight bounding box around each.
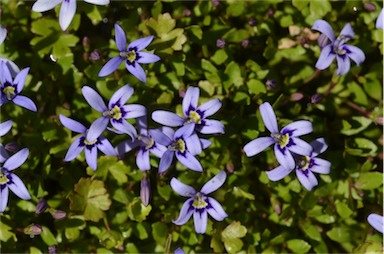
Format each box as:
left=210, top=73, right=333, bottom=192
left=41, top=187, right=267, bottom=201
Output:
left=3, top=86, right=15, bottom=100
left=0, top=173, right=9, bottom=185
left=103, top=105, right=122, bottom=120
left=84, top=138, right=97, bottom=146
left=120, top=50, right=137, bottom=63
left=192, top=193, right=208, bottom=209
left=298, top=156, right=311, bottom=171
left=188, top=110, right=201, bottom=124
left=138, top=135, right=155, bottom=149
left=169, top=139, right=186, bottom=153
left=271, top=133, right=290, bottom=148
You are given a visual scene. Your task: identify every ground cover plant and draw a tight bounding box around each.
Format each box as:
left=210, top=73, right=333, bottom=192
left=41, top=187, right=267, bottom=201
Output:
left=0, top=0, right=383, bottom=253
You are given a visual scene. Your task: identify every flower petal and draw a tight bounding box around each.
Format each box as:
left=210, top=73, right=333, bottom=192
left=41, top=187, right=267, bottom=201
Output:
left=149, top=129, right=172, bottom=146
left=8, top=173, right=31, bottom=200
left=83, top=0, right=110, bottom=5
left=182, top=87, right=200, bottom=116
left=176, top=152, right=203, bottom=172
left=0, top=120, right=12, bottom=136
left=97, top=136, right=116, bottom=156
left=85, top=145, right=98, bottom=170
left=312, top=20, right=336, bottom=42
left=149, top=142, right=166, bottom=158
left=193, top=209, right=208, bottom=234
left=32, top=0, right=62, bottom=12
left=158, top=150, right=174, bottom=173
left=339, top=23, right=355, bottom=38
left=82, top=86, right=107, bottom=113
left=126, top=62, right=147, bottom=83
left=197, top=98, right=222, bottom=117
left=136, top=52, right=160, bottom=64
left=197, top=119, right=225, bottom=134
left=59, top=115, right=87, bottom=134
left=0, top=144, right=10, bottom=163
left=274, top=144, right=295, bottom=170
left=127, top=36, right=154, bottom=51
left=137, top=148, right=150, bottom=171
left=111, top=120, right=137, bottom=140
left=376, top=9, right=383, bottom=29
left=206, top=197, right=227, bottom=221
left=243, top=137, right=275, bottom=157
left=296, top=169, right=318, bottom=191
left=367, top=213, right=384, bottom=233
left=170, top=178, right=196, bottom=197
left=115, top=140, right=141, bottom=157
left=260, top=102, right=279, bottom=133
left=13, top=67, right=30, bottom=93
left=201, top=170, right=226, bottom=195
left=0, top=59, right=20, bottom=77
left=64, top=136, right=84, bottom=161
left=152, top=110, right=185, bottom=127
left=200, top=138, right=212, bottom=150
left=0, top=61, right=12, bottom=84
left=3, top=148, right=29, bottom=171
left=0, top=25, right=5, bottom=45
left=12, top=95, right=37, bottom=112
left=122, top=104, right=146, bottom=119
left=266, top=165, right=292, bottom=181
left=109, top=84, right=134, bottom=108
left=310, top=158, right=331, bottom=174
left=98, top=56, right=123, bottom=77
left=310, top=138, right=328, bottom=157
left=59, top=0, right=76, bottom=31
left=336, top=55, right=351, bottom=75
left=86, top=117, right=109, bottom=142
left=175, top=123, right=195, bottom=139
left=185, top=134, right=202, bottom=156
left=113, top=24, right=127, bottom=52
left=136, top=116, right=148, bottom=136
left=282, top=120, right=313, bottom=137
left=0, top=186, right=9, bottom=212
left=288, top=137, right=313, bottom=156
left=172, top=198, right=194, bottom=225
left=344, top=45, right=365, bottom=66
left=315, top=44, right=335, bottom=70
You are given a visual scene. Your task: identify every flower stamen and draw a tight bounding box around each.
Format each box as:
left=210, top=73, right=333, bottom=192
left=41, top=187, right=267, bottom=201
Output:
left=192, top=192, right=208, bottom=209
left=271, top=133, right=290, bottom=148
left=103, top=105, right=122, bottom=120
left=120, top=50, right=137, bottom=63
left=168, top=139, right=186, bottom=153
left=3, top=86, right=15, bottom=100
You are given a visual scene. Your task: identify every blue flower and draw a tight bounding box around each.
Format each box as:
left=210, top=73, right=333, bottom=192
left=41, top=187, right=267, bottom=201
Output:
left=266, top=138, right=331, bottom=191
left=59, top=115, right=116, bottom=170
left=367, top=213, right=383, bottom=233
left=377, top=9, right=383, bottom=29
left=82, top=85, right=146, bottom=141
left=171, top=170, right=228, bottom=234
left=116, top=116, right=166, bottom=171
left=312, top=20, right=365, bottom=75
left=32, top=0, right=110, bottom=31
left=243, top=102, right=313, bottom=170
left=150, top=124, right=204, bottom=173
left=0, top=62, right=37, bottom=112
left=152, top=86, right=224, bottom=134
left=98, top=24, right=160, bottom=83
left=0, top=148, right=31, bottom=212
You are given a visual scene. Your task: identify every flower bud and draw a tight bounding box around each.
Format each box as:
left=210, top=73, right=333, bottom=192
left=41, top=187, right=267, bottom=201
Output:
left=82, top=37, right=90, bottom=52
left=364, top=3, right=376, bottom=11
left=35, top=199, right=48, bottom=214
left=90, top=50, right=101, bottom=61
left=212, top=0, right=220, bottom=7
left=140, top=177, right=151, bottom=207
left=51, top=209, right=67, bottom=220
left=5, top=142, right=19, bottom=153
left=216, top=39, right=226, bottom=48
left=290, top=92, right=304, bottom=101
left=311, top=94, right=323, bottom=104
left=48, top=245, right=58, bottom=254
left=265, top=80, right=277, bottom=90
left=248, top=18, right=258, bottom=27
left=241, top=39, right=249, bottom=48
left=24, top=223, right=42, bottom=238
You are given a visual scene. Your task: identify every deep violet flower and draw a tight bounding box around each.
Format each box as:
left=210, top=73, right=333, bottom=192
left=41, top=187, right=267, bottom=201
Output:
left=266, top=138, right=331, bottom=191
left=312, top=20, right=365, bottom=75
left=0, top=62, right=37, bottom=112
left=82, top=85, right=146, bottom=141
left=171, top=170, right=228, bottom=234
left=243, top=102, right=313, bottom=170
left=152, top=86, right=224, bottom=134
left=32, top=0, right=110, bottom=31
left=115, top=116, right=166, bottom=171
left=98, top=24, right=160, bottom=83
left=367, top=213, right=384, bottom=233
left=59, top=115, right=116, bottom=170
left=0, top=148, right=31, bottom=212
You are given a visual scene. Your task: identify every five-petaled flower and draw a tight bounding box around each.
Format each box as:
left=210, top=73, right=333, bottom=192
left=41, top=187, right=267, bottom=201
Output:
left=82, top=85, right=146, bottom=141
left=0, top=148, right=31, bottom=212
left=152, top=86, right=224, bottom=134
left=312, top=20, right=365, bottom=75
left=116, top=116, right=166, bottom=171
left=32, top=0, right=110, bottom=31
left=0, top=62, right=37, bottom=112
left=266, top=138, right=331, bottom=191
left=171, top=170, right=228, bottom=234
left=59, top=115, right=116, bottom=170
left=243, top=102, right=313, bottom=170
left=150, top=124, right=204, bottom=173
left=367, top=213, right=384, bottom=233
left=98, top=24, right=160, bottom=83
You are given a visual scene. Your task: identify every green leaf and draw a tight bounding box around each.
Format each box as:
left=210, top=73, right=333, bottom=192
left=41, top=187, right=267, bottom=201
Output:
left=299, top=221, right=322, bottom=241
left=152, top=222, right=168, bottom=245
left=341, top=116, right=373, bottom=136
left=211, top=49, right=228, bottom=65
left=247, top=79, right=267, bottom=94
left=69, top=178, right=112, bottom=222
left=309, top=0, right=331, bottom=18
left=41, top=226, right=58, bottom=246
left=362, top=74, right=383, bottom=101
left=232, top=186, right=255, bottom=200
left=0, top=221, right=16, bottom=242
left=224, top=61, right=243, bottom=89
left=221, top=221, right=247, bottom=252
left=355, top=172, right=383, bottom=190
left=127, top=197, right=152, bottom=222
left=335, top=201, right=353, bottom=219
left=345, top=137, right=378, bottom=157
left=286, top=239, right=311, bottom=253
left=185, top=25, right=203, bottom=41
left=326, top=226, right=351, bottom=243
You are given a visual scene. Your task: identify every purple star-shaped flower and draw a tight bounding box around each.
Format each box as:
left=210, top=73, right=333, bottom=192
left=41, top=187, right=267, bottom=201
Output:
left=98, top=24, right=160, bottom=83
left=152, top=86, right=224, bottom=134
left=82, top=85, right=146, bottom=141
left=367, top=213, right=384, bottom=233
left=171, top=170, right=228, bottom=234
left=0, top=62, right=37, bottom=112
left=312, top=20, right=365, bottom=75
left=59, top=115, right=116, bottom=170
left=32, top=0, right=110, bottom=31
left=243, top=102, right=313, bottom=170
left=150, top=124, right=203, bottom=173
left=266, top=138, right=331, bottom=191
left=116, top=116, right=166, bottom=171
left=1, top=148, right=31, bottom=212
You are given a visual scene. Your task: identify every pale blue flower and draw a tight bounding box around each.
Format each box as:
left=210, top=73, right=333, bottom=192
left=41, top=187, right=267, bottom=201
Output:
left=98, top=24, right=160, bottom=83
left=367, top=213, right=383, bottom=233
left=171, top=170, right=228, bottom=234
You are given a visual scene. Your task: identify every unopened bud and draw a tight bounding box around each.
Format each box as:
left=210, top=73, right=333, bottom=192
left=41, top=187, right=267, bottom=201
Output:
left=82, top=37, right=90, bottom=52
left=241, top=39, right=249, bottom=48
left=140, top=178, right=151, bottom=207
left=266, top=8, right=274, bottom=17
left=24, top=223, right=42, bottom=238
left=5, top=142, right=19, bottom=153
left=212, top=0, right=220, bottom=8
left=364, top=3, right=376, bottom=11
left=248, top=18, right=258, bottom=27
left=48, top=245, right=58, bottom=254
left=265, top=79, right=277, bottom=90
left=90, top=50, right=101, bottom=61
left=311, top=94, right=323, bottom=104
left=216, top=38, right=226, bottom=48
left=290, top=92, right=304, bottom=101
left=35, top=199, right=48, bottom=214
left=183, top=9, right=191, bottom=17
left=51, top=209, right=66, bottom=220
